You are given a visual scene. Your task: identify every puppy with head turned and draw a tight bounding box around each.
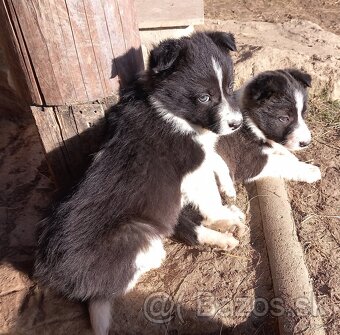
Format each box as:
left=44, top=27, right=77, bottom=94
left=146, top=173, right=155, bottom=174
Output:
left=34, top=31, right=243, bottom=335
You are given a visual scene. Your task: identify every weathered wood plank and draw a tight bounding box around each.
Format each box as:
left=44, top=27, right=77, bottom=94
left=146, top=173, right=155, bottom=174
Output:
left=53, top=106, right=84, bottom=175
left=66, top=0, right=104, bottom=102
left=10, top=0, right=64, bottom=105
left=135, top=0, right=204, bottom=29
left=32, top=104, right=106, bottom=186
left=45, top=0, right=77, bottom=103
left=3, top=0, right=143, bottom=187
left=1, top=0, right=40, bottom=104
left=83, top=0, right=119, bottom=97
left=101, top=0, right=127, bottom=83
left=2, top=0, right=142, bottom=105
left=31, top=106, right=71, bottom=185
left=52, top=0, right=88, bottom=103
left=71, top=104, right=106, bottom=156
left=116, top=0, right=144, bottom=81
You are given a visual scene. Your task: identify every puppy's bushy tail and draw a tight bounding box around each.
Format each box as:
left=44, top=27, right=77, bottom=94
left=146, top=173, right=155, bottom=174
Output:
left=89, top=298, right=111, bottom=335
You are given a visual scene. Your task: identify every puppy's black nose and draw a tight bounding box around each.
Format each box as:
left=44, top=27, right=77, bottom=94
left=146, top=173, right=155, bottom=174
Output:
left=299, top=140, right=311, bottom=148
left=228, top=120, right=242, bottom=130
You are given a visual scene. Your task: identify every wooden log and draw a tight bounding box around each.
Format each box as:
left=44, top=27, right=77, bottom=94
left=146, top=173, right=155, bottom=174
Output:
left=31, top=106, right=72, bottom=185
left=1, top=0, right=143, bottom=105
left=0, top=0, right=143, bottom=188
left=32, top=104, right=106, bottom=187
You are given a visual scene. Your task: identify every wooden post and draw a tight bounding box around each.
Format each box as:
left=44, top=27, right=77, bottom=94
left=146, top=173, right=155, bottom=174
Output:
left=0, top=0, right=144, bottom=187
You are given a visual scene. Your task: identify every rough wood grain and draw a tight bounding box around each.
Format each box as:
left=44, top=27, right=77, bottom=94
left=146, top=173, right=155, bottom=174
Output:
left=53, top=105, right=84, bottom=175
left=71, top=103, right=106, bottom=156
left=13, top=0, right=64, bottom=104
left=117, top=0, right=144, bottom=83
left=52, top=0, right=88, bottom=103
left=83, top=0, right=119, bottom=96
left=32, top=104, right=106, bottom=187
left=47, top=0, right=78, bottom=103
left=2, top=0, right=142, bottom=105
left=2, top=0, right=143, bottom=187
left=66, top=0, right=104, bottom=102
left=0, top=0, right=31, bottom=104
left=0, top=0, right=40, bottom=104
left=31, top=106, right=72, bottom=185
left=101, top=0, right=129, bottom=84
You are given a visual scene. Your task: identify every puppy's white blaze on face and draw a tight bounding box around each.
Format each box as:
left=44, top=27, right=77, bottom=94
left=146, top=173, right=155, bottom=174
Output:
left=212, top=57, right=242, bottom=135
left=285, top=90, right=311, bottom=151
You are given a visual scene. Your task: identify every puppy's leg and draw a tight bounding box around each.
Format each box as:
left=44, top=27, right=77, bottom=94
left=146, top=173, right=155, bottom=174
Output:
left=211, top=152, right=236, bottom=198
left=181, top=164, right=246, bottom=235
left=266, top=140, right=299, bottom=158
left=125, top=237, right=166, bottom=293
left=88, top=236, right=166, bottom=335
left=203, top=205, right=247, bottom=236
left=174, top=214, right=239, bottom=250
left=196, top=225, right=239, bottom=250
left=248, top=153, right=321, bottom=183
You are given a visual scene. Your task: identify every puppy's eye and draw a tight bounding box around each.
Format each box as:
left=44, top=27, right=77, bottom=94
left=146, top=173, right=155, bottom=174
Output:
left=278, top=116, right=290, bottom=123
left=198, top=94, right=211, bottom=103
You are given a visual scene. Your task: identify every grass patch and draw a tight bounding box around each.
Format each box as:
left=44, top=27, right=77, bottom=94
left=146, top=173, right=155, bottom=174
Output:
left=309, top=94, right=340, bottom=127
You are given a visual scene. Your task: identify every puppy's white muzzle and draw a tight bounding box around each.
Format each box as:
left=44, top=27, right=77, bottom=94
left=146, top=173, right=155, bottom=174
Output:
left=285, top=119, right=312, bottom=151
left=219, top=105, right=243, bottom=135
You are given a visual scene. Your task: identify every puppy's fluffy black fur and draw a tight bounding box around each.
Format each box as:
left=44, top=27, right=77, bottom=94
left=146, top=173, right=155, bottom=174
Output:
left=34, top=32, right=238, bottom=303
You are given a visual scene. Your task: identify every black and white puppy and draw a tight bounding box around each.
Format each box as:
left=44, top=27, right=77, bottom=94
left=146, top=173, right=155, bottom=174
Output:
left=174, top=69, right=321, bottom=246
left=34, top=32, right=242, bottom=335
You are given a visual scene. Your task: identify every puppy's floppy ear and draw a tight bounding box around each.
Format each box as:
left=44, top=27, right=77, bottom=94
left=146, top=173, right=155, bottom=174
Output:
left=285, top=69, right=312, bottom=87
left=247, top=72, right=287, bottom=101
left=206, top=31, right=237, bottom=52
left=148, top=39, right=183, bottom=73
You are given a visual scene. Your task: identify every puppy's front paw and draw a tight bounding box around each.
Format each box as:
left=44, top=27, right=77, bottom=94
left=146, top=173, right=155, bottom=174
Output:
left=219, top=182, right=236, bottom=198
left=229, top=205, right=245, bottom=221
left=227, top=205, right=248, bottom=236
left=220, top=233, right=239, bottom=251
left=302, top=164, right=321, bottom=183
left=210, top=205, right=247, bottom=236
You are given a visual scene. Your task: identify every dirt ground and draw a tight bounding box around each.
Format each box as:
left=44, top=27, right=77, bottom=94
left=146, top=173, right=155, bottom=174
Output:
left=0, top=1, right=339, bottom=335
left=204, top=0, right=340, bottom=35
left=287, top=98, right=340, bottom=334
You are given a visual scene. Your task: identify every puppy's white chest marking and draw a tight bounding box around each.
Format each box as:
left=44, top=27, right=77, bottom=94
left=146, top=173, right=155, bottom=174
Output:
left=181, top=130, right=236, bottom=219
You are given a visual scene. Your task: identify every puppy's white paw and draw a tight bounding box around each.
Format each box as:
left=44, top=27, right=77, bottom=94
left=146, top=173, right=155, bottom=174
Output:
left=228, top=222, right=248, bottom=237
left=220, top=233, right=239, bottom=251
left=219, top=182, right=236, bottom=198
left=209, top=205, right=247, bottom=236
left=301, top=164, right=321, bottom=183
left=227, top=205, right=248, bottom=236
left=229, top=205, right=245, bottom=221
